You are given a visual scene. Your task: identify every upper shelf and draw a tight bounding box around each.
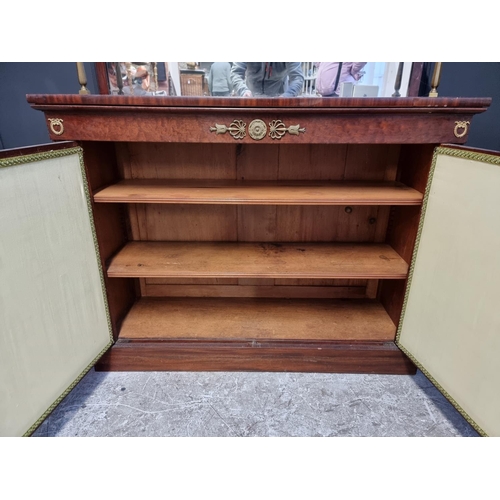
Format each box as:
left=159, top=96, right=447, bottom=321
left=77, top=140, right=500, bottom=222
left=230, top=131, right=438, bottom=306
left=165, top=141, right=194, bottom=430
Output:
left=94, top=180, right=423, bottom=206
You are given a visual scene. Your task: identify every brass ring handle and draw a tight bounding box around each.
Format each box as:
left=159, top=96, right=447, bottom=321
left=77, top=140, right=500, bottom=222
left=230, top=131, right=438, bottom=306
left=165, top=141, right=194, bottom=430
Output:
left=454, top=121, right=470, bottom=139
left=48, top=118, right=64, bottom=136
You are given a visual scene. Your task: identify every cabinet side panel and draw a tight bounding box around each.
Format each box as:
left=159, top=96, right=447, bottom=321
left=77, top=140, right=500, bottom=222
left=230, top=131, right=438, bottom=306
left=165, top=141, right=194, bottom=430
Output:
left=379, top=144, right=434, bottom=325
left=386, top=144, right=435, bottom=262
left=83, top=142, right=136, bottom=338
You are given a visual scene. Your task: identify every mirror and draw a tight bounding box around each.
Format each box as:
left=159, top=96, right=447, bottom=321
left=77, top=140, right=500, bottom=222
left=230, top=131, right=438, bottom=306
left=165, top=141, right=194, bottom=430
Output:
left=104, top=62, right=415, bottom=98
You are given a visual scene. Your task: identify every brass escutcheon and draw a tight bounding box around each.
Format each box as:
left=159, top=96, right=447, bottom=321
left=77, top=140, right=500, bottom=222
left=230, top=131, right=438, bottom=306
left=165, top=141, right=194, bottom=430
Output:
left=48, top=118, right=64, bottom=136
left=454, top=121, right=470, bottom=138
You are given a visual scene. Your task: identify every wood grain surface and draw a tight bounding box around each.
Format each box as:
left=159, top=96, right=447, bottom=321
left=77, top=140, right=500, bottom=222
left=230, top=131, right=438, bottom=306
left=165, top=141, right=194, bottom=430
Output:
left=107, top=242, right=408, bottom=279
left=26, top=94, right=492, bottom=109
left=26, top=95, right=490, bottom=145
left=96, top=339, right=416, bottom=374
left=94, top=180, right=423, bottom=205
left=118, top=297, right=397, bottom=341
left=27, top=94, right=485, bottom=374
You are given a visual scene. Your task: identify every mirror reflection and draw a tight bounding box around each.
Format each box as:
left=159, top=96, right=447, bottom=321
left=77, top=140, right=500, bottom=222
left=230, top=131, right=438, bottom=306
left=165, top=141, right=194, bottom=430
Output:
left=106, top=62, right=412, bottom=98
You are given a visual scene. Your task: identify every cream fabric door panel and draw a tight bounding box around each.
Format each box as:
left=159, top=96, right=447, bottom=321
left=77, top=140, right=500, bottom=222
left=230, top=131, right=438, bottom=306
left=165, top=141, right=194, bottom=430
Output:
left=397, top=147, right=500, bottom=436
left=0, top=148, right=112, bottom=437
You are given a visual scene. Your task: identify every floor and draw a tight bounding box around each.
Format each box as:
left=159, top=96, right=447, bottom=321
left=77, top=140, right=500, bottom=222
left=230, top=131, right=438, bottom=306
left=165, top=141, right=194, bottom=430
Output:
left=33, top=369, right=478, bottom=437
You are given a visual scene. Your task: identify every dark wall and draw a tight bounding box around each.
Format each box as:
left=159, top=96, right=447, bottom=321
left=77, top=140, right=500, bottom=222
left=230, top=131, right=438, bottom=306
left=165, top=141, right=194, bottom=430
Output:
left=420, top=62, right=500, bottom=151
left=0, top=63, right=98, bottom=149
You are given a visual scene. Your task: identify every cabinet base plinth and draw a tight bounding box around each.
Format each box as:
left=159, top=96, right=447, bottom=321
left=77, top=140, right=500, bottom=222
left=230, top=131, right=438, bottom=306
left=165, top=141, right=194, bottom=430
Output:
left=96, top=340, right=416, bottom=374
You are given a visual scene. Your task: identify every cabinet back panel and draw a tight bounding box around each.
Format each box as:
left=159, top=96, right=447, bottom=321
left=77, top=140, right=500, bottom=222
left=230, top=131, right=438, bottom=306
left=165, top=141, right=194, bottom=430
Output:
left=274, top=205, right=380, bottom=242
left=116, top=143, right=401, bottom=301
left=143, top=286, right=367, bottom=299
left=146, top=278, right=366, bottom=286
left=117, top=143, right=237, bottom=180
left=236, top=144, right=280, bottom=180
left=117, top=143, right=401, bottom=182
left=142, top=282, right=368, bottom=299
left=143, top=277, right=369, bottom=299
left=136, top=204, right=238, bottom=241
left=130, top=204, right=383, bottom=242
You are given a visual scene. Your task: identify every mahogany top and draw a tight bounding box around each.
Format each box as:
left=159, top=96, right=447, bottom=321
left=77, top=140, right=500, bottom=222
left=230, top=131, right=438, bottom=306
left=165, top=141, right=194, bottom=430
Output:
left=26, top=94, right=492, bottom=113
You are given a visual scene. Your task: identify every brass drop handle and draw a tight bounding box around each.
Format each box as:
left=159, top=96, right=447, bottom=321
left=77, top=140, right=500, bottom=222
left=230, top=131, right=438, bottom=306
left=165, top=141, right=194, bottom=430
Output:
left=48, top=118, right=64, bottom=136
left=454, top=121, right=470, bottom=138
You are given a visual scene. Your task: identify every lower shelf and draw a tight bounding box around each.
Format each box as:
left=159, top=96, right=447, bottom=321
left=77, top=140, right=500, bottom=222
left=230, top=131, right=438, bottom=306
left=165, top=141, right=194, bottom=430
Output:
left=95, top=297, right=415, bottom=374
left=118, top=297, right=396, bottom=341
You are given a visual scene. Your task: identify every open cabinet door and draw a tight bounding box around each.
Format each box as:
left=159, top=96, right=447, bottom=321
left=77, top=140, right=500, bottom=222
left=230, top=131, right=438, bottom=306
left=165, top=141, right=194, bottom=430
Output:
left=397, top=146, right=500, bottom=436
left=0, top=144, right=112, bottom=436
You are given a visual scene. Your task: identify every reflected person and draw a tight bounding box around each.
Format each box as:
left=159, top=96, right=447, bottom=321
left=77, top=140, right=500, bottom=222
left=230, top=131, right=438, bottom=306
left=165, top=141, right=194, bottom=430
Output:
left=208, top=62, right=233, bottom=97
left=231, top=62, right=304, bottom=97
left=315, top=62, right=367, bottom=97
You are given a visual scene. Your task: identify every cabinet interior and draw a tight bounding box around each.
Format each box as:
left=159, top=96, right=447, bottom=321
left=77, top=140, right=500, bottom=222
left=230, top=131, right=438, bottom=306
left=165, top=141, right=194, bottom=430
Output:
left=85, top=141, right=434, bottom=346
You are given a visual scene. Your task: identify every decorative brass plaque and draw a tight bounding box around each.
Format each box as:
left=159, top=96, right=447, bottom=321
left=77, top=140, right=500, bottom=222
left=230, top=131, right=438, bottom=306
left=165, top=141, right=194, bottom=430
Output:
left=48, top=118, right=64, bottom=136
left=248, top=119, right=267, bottom=140
left=209, top=120, right=246, bottom=140
left=269, top=120, right=306, bottom=140
left=454, top=121, right=470, bottom=138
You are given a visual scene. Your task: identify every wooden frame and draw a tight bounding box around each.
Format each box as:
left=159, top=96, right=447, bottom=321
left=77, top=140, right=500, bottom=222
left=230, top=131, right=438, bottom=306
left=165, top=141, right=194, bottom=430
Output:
left=25, top=94, right=491, bottom=374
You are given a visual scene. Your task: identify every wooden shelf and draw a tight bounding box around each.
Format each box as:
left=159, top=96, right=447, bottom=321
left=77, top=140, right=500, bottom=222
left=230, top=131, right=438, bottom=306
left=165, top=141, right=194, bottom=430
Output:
left=94, top=180, right=423, bottom=206
left=107, top=242, right=409, bottom=279
left=119, top=297, right=397, bottom=341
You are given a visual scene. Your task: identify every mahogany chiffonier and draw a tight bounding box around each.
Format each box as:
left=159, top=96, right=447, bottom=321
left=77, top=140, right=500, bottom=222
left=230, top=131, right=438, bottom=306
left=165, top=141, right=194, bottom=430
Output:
left=1, top=95, right=499, bottom=436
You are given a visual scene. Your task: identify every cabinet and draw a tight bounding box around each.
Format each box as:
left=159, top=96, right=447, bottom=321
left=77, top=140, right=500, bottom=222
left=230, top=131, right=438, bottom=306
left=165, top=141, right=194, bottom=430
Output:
left=1, top=95, right=499, bottom=436
left=180, top=69, right=208, bottom=96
